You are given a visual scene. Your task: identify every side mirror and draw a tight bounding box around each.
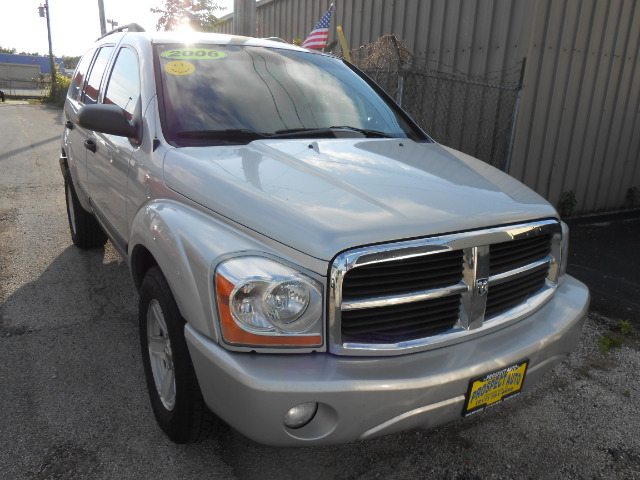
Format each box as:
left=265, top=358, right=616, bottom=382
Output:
left=77, top=104, right=138, bottom=138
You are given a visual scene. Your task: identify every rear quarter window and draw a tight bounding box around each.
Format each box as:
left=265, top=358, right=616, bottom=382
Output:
left=69, top=49, right=95, bottom=102
left=84, top=46, right=114, bottom=105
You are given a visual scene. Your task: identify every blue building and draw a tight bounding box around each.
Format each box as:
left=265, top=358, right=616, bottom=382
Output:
left=0, top=53, right=64, bottom=75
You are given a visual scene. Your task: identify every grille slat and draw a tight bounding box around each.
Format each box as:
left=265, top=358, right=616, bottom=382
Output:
left=342, top=274, right=463, bottom=297
left=344, top=270, right=462, bottom=288
left=347, top=256, right=463, bottom=276
left=344, top=316, right=456, bottom=336
left=342, top=250, right=463, bottom=299
left=491, top=246, right=549, bottom=266
left=490, top=235, right=551, bottom=275
left=341, top=296, right=461, bottom=342
left=343, top=300, right=459, bottom=327
left=485, top=266, right=549, bottom=317
left=491, top=243, right=549, bottom=260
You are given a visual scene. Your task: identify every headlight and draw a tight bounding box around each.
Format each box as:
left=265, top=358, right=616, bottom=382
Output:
left=216, top=256, right=323, bottom=347
left=559, top=221, right=570, bottom=281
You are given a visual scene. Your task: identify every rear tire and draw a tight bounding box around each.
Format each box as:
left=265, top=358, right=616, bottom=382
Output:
left=64, top=170, right=107, bottom=249
left=139, top=266, right=217, bottom=443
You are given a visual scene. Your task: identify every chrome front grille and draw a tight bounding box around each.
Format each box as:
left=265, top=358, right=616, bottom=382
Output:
left=329, top=220, right=562, bottom=356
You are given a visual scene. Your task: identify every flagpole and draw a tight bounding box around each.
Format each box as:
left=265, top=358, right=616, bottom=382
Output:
left=337, top=26, right=351, bottom=62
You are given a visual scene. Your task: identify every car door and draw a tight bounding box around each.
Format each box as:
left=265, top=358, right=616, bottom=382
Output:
left=63, top=48, right=95, bottom=188
left=78, top=46, right=115, bottom=188
left=87, top=45, right=141, bottom=243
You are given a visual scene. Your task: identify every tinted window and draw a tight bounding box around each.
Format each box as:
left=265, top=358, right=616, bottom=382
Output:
left=155, top=45, right=424, bottom=145
left=104, top=47, right=140, bottom=120
left=69, top=49, right=95, bottom=101
left=84, top=46, right=114, bottom=105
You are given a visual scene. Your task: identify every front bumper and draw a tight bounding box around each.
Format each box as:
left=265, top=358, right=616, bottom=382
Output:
left=186, top=275, right=589, bottom=446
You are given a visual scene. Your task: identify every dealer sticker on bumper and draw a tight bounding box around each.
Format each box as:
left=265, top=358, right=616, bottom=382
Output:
left=463, top=360, right=528, bottom=417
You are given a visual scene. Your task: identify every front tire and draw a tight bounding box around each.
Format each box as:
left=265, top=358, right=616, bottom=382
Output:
left=139, top=266, right=217, bottom=443
left=64, top=170, right=107, bottom=249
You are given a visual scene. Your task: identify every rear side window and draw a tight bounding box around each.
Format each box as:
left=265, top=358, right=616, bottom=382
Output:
left=84, top=46, right=114, bottom=105
left=69, top=49, right=95, bottom=102
left=104, top=47, right=140, bottom=120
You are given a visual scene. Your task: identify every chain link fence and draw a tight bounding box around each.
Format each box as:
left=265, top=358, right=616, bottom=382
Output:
left=350, top=35, right=525, bottom=171
left=0, top=78, right=52, bottom=98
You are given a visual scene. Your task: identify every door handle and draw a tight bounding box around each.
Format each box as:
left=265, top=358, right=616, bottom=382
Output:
left=65, top=120, right=74, bottom=130
left=84, top=139, right=96, bottom=153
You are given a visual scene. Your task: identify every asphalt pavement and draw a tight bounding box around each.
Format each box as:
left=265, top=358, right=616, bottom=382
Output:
left=1, top=102, right=639, bottom=479
left=567, top=210, right=640, bottom=324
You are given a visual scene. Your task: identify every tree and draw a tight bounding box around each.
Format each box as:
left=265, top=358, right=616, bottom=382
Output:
left=0, top=46, right=17, bottom=54
left=151, top=0, right=221, bottom=32
left=62, top=55, right=81, bottom=71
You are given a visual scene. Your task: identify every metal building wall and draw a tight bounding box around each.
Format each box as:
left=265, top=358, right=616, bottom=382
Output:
left=246, top=0, right=533, bottom=80
left=0, top=63, right=41, bottom=80
left=221, top=1, right=534, bottom=81
left=218, top=0, right=640, bottom=213
left=509, top=0, right=640, bottom=213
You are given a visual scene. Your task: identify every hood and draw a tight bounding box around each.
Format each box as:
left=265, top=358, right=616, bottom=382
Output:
left=163, top=139, right=557, bottom=261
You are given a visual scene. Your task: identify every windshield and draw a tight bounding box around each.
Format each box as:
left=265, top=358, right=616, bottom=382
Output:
left=154, top=44, right=426, bottom=146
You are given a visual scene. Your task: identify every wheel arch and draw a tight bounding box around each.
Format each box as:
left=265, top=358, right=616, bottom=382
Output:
left=128, top=200, right=272, bottom=342
left=131, top=244, right=159, bottom=292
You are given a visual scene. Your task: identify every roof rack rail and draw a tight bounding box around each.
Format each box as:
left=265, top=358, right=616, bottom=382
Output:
left=263, top=37, right=287, bottom=43
left=97, top=23, right=146, bottom=41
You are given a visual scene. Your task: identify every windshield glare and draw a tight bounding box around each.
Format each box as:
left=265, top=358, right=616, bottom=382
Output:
left=155, top=44, right=424, bottom=145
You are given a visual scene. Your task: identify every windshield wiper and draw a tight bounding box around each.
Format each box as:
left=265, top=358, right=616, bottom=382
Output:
left=270, top=126, right=395, bottom=139
left=270, top=128, right=335, bottom=138
left=174, top=129, right=268, bottom=140
left=329, top=126, right=395, bottom=138
left=173, top=126, right=395, bottom=143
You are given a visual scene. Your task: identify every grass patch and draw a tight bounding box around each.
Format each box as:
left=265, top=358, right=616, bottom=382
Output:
left=598, top=321, right=635, bottom=355
left=617, top=321, right=634, bottom=336
left=599, top=335, right=624, bottom=355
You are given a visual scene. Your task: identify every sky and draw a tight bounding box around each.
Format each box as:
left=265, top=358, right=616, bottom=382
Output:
left=0, top=0, right=235, bottom=58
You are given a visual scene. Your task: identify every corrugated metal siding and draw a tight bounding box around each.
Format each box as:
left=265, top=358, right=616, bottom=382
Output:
left=222, top=0, right=533, bottom=78
left=217, top=0, right=640, bottom=213
left=510, top=0, right=640, bottom=213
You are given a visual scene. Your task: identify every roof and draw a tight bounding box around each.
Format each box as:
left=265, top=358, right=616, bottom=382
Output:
left=99, top=28, right=306, bottom=53
left=150, top=32, right=304, bottom=51
left=0, top=54, right=64, bottom=74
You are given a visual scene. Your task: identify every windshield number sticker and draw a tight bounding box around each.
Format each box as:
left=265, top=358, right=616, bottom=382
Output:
left=161, top=49, right=226, bottom=60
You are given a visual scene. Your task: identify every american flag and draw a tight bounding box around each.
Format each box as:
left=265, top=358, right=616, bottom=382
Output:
left=301, top=5, right=334, bottom=49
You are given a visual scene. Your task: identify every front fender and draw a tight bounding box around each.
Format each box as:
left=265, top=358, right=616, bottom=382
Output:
left=128, top=200, right=279, bottom=341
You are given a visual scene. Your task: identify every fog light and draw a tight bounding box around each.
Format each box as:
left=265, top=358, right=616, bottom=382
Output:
left=283, top=402, right=318, bottom=429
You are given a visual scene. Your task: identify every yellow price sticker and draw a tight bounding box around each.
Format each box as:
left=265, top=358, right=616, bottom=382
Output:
left=165, top=61, right=196, bottom=76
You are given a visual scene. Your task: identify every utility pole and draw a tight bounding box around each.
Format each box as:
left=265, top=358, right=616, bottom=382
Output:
left=38, top=1, right=56, bottom=96
left=107, top=19, right=119, bottom=30
left=233, top=0, right=256, bottom=37
left=98, top=0, right=107, bottom=36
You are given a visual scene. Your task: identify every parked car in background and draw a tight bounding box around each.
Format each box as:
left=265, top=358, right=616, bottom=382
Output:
left=59, top=24, right=589, bottom=446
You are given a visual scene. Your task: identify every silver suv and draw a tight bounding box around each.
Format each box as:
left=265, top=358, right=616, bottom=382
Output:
left=60, top=25, right=589, bottom=446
